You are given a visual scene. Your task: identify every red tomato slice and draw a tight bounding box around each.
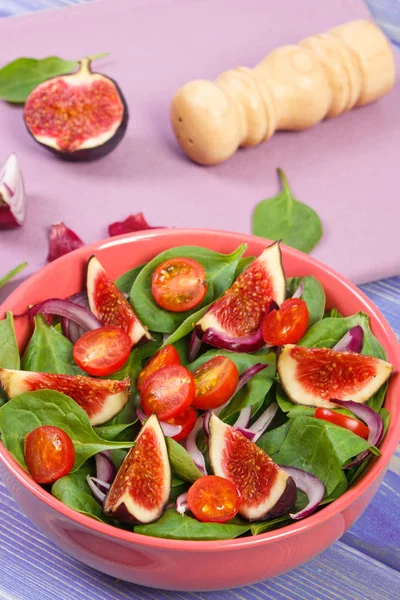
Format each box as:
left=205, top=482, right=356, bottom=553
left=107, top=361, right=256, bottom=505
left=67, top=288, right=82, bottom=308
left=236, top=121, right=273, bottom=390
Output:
left=140, top=364, right=195, bottom=420
left=73, top=326, right=132, bottom=376
left=136, top=344, right=181, bottom=391
left=187, top=475, right=242, bottom=523
left=262, top=298, right=308, bottom=346
left=192, top=356, right=239, bottom=410
left=151, top=257, right=208, bottom=313
left=315, top=407, right=369, bottom=440
left=167, top=407, right=197, bottom=442
left=24, top=426, right=75, bottom=484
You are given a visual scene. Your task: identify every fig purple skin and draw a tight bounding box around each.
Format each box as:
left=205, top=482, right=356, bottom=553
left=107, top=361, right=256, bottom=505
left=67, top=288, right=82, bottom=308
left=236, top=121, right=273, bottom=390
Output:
left=266, top=476, right=297, bottom=519
left=23, top=58, right=129, bottom=162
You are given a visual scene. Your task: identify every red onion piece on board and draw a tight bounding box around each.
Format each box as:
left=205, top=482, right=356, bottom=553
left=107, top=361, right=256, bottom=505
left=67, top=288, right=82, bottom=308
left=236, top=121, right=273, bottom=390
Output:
left=330, top=399, right=384, bottom=468
left=280, top=466, right=325, bottom=520
left=48, top=222, right=84, bottom=262
left=0, top=154, right=25, bottom=229
left=108, top=212, right=163, bottom=237
left=332, top=326, right=364, bottom=353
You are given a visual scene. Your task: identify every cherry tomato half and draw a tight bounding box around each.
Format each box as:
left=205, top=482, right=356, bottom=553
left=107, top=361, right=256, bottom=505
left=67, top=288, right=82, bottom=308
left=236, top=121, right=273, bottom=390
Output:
left=315, top=407, right=369, bottom=440
left=73, top=326, right=132, bottom=377
left=136, top=344, right=181, bottom=391
left=140, top=364, right=195, bottom=420
left=262, top=298, right=308, bottom=346
left=24, top=426, right=75, bottom=484
left=192, top=356, right=239, bottom=410
left=167, top=406, right=197, bottom=442
left=187, top=475, right=242, bottom=523
left=151, top=257, right=208, bottom=313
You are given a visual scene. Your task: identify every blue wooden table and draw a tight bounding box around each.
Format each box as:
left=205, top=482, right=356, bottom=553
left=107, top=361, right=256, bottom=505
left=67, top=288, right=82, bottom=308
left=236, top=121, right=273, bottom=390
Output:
left=0, top=2, right=399, bottom=599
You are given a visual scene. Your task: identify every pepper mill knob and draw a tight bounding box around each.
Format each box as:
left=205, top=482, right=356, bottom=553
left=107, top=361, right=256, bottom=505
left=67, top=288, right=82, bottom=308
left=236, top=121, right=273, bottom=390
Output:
left=171, top=20, right=396, bottom=165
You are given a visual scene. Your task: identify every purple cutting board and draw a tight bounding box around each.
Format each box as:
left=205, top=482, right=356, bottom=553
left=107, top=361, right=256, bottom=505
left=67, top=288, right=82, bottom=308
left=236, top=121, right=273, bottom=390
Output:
left=0, top=0, right=399, bottom=297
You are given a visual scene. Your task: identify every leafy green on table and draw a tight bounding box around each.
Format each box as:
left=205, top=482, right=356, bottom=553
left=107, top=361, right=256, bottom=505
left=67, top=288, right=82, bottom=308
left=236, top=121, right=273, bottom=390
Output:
left=252, top=169, right=323, bottom=254
left=0, top=53, right=107, bottom=103
left=0, top=390, right=135, bottom=472
left=0, top=262, right=27, bottom=288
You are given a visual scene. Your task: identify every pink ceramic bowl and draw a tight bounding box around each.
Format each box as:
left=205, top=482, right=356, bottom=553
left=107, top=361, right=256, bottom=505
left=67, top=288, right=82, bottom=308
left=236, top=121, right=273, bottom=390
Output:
left=0, top=229, right=399, bottom=592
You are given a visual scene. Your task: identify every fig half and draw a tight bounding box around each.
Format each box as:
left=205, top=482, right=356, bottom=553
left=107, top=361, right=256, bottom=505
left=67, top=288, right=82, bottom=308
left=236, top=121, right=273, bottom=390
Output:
left=277, top=345, right=394, bottom=408
left=103, top=414, right=171, bottom=523
left=209, top=413, right=296, bottom=521
left=23, top=57, right=128, bottom=161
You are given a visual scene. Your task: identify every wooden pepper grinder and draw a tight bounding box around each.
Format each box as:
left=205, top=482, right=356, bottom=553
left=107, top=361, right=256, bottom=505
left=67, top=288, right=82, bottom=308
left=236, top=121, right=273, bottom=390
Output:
left=171, top=20, right=396, bottom=165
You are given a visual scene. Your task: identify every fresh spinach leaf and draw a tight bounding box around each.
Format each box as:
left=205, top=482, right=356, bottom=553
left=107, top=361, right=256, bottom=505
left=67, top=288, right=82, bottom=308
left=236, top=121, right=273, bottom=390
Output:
left=166, top=437, right=202, bottom=482
left=234, top=256, right=255, bottom=277
left=274, top=416, right=373, bottom=495
left=110, top=448, right=127, bottom=469
left=135, top=509, right=251, bottom=540
left=0, top=312, right=20, bottom=369
left=325, top=308, right=343, bottom=319
left=367, top=381, right=388, bottom=412
left=275, top=385, right=315, bottom=418
left=130, top=245, right=246, bottom=333
left=51, top=462, right=111, bottom=524
left=21, top=315, right=83, bottom=375
left=169, top=483, right=189, bottom=504
left=252, top=169, right=322, bottom=254
left=188, top=349, right=276, bottom=420
left=250, top=515, right=291, bottom=536
left=136, top=333, right=163, bottom=361
left=299, top=312, right=386, bottom=360
left=286, top=276, right=326, bottom=327
left=0, top=390, right=135, bottom=472
left=94, top=421, right=137, bottom=441
left=115, top=263, right=146, bottom=294
left=256, top=420, right=293, bottom=456
left=0, top=262, right=27, bottom=287
left=161, top=303, right=211, bottom=348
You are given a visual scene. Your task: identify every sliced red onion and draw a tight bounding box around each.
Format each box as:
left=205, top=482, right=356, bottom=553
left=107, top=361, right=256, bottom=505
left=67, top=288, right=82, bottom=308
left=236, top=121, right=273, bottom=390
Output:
left=61, top=292, right=90, bottom=343
left=214, top=363, right=268, bottom=416
left=291, top=282, right=304, bottom=299
left=29, top=298, right=101, bottom=331
left=108, top=212, right=163, bottom=237
left=203, top=411, right=211, bottom=436
left=198, top=301, right=277, bottom=353
left=232, top=406, right=252, bottom=430
left=48, top=222, right=84, bottom=262
left=186, top=417, right=207, bottom=476
left=280, top=466, right=325, bottom=520
left=236, top=402, right=279, bottom=442
left=330, top=399, right=384, bottom=468
left=136, top=408, right=182, bottom=438
left=95, top=451, right=116, bottom=485
left=189, top=330, right=202, bottom=362
left=86, top=475, right=110, bottom=505
left=176, top=492, right=189, bottom=516
left=0, top=154, right=25, bottom=228
left=332, top=326, right=363, bottom=353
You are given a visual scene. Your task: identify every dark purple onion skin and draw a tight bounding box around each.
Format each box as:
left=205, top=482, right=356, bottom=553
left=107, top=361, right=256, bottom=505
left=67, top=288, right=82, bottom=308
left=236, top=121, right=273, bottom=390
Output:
left=189, top=330, right=202, bottom=362
left=24, top=75, right=129, bottom=162
left=264, top=476, right=297, bottom=520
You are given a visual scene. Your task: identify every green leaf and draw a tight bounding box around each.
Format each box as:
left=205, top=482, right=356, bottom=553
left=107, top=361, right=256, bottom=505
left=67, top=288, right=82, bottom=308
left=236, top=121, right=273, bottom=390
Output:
left=0, top=57, right=78, bottom=103
left=250, top=515, right=291, bottom=536
left=166, top=437, right=202, bottom=482
left=188, top=349, right=276, bottom=420
left=252, top=169, right=322, bottom=254
left=0, top=262, right=28, bottom=288
left=274, top=416, right=373, bottom=495
left=256, top=421, right=293, bottom=456
left=234, top=256, right=255, bottom=277
left=51, top=462, right=111, bottom=524
left=275, top=385, right=315, bottom=418
left=161, top=303, right=211, bottom=348
left=94, top=421, right=137, bottom=441
left=0, top=390, right=135, bottom=472
left=286, top=276, right=326, bottom=327
left=115, top=263, right=146, bottom=294
left=325, top=308, right=343, bottom=319
left=135, top=509, right=251, bottom=540
left=21, top=315, right=83, bottom=375
left=367, top=381, right=388, bottom=412
left=0, top=313, right=20, bottom=369
left=299, top=312, right=386, bottom=360
left=130, top=244, right=246, bottom=333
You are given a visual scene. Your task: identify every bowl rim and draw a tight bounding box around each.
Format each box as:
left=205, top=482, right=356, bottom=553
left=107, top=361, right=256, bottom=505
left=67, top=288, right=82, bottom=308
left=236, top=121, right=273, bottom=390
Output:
left=0, top=227, right=399, bottom=551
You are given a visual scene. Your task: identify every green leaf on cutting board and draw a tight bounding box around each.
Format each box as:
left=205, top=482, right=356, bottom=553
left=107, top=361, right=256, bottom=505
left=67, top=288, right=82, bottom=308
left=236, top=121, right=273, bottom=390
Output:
left=252, top=169, right=323, bottom=254
left=0, top=53, right=108, bottom=103
left=0, top=262, right=27, bottom=288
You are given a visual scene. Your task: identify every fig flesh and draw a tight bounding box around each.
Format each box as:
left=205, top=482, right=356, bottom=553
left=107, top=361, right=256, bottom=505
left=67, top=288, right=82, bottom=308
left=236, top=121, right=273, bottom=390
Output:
left=87, top=256, right=151, bottom=346
left=23, top=57, right=128, bottom=161
left=209, top=413, right=296, bottom=521
left=196, top=241, right=285, bottom=344
left=278, top=345, right=393, bottom=408
left=0, top=154, right=25, bottom=228
left=0, top=368, right=129, bottom=426
left=103, top=414, right=171, bottom=523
